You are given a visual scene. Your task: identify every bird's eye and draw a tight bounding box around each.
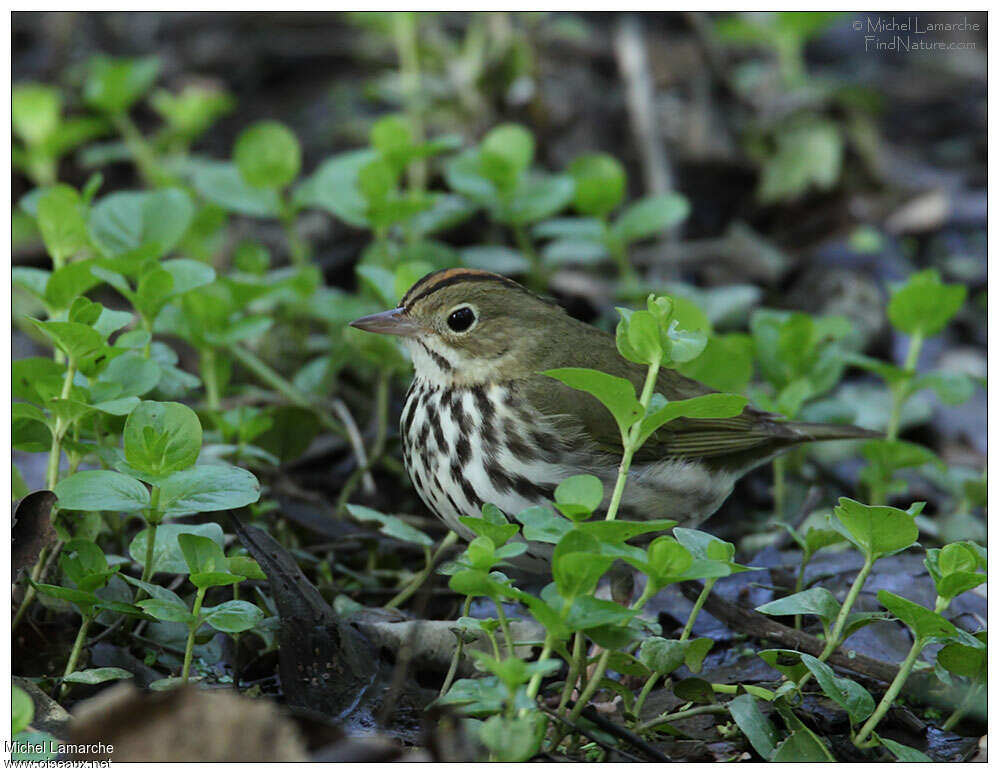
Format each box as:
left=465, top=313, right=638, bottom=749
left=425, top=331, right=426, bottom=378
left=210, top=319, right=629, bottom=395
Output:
left=446, top=306, right=476, bottom=333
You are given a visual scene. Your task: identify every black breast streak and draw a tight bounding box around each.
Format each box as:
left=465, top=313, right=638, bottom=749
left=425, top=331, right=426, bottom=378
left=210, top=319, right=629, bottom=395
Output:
left=417, top=340, right=453, bottom=373
left=503, top=417, right=534, bottom=461
left=472, top=386, right=498, bottom=448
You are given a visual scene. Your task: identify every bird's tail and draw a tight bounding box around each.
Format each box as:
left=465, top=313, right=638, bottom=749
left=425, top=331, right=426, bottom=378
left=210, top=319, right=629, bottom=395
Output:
left=787, top=422, right=884, bottom=442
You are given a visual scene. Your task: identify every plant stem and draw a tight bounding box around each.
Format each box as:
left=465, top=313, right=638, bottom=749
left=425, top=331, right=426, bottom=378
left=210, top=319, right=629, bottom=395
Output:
left=58, top=615, right=91, bottom=698
left=608, top=238, right=637, bottom=289
left=393, top=11, right=426, bottom=191
left=798, top=554, right=875, bottom=689
left=334, top=370, right=391, bottom=517
left=681, top=578, right=715, bottom=641
left=633, top=702, right=728, bottom=733
left=201, top=348, right=221, bottom=411
left=386, top=531, right=459, bottom=609
left=793, top=552, right=809, bottom=631
left=140, top=489, right=162, bottom=584
left=181, top=587, right=208, bottom=683
left=112, top=112, right=167, bottom=187
left=885, top=332, right=924, bottom=443
left=14, top=361, right=77, bottom=630
left=494, top=599, right=515, bottom=658
left=227, top=343, right=345, bottom=437
left=566, top=578, right=654, bottom=725
left=440, top=595, right=473, bottom=698
left=525, top=635, right=554, bottom=701
left=567, top=649, right=611, bottom=724
left=710, top=682, right=775, bottom=701
left=773, top=456, right=786, bottom=519
left=942, top=681, right=982, bottom=732
left=279, top=198, right=308, bottom=267
left=513, top=223, right=546, bottom=290
left=632, top=672, right=660, bottom=721
left=556, top=632, right=586, bottom=715
left=606, top=359, right=661, bottom=522
left=852, top=635, right=925, bottom=747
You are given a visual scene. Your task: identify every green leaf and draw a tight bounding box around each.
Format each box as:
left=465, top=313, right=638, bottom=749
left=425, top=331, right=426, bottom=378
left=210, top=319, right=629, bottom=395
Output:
left=638, top=637, right=687, bottom=675
left=12, top=686, right=34, bottom=735
left=91, top=352, right=161, bottom=403
left=138, top=598, right=193, bottom=623
left=553, top=551, right=613, bottom=601
left=448, top=568, right=510, bottom=600
left=12, top=83, right=60, bottom=145
left=63, top=667, right=133, bottom=685
left=189, top=160, right=282, bottom=217
left=758, top=649, right=809, bottom=682
left=89, top=188, right=194, bottom=259
left=346, top=504, right=434, bottom=547
left=684, top=637, right=714, bottom=672
left=878, top=737, right=932, bottom=763
left=678, top=333, right=755, bottom=393
left=123, top=400, right=202, bottom=477
left=772, top=729, right=835, bottom=762
left=936, top=633, right=987, bottom=681
left=234, top=120, right=301, bottom=189
left=158, top=465, right=260, bottom=516
left=501, top=173, right=575, bottom=225
left=27, top=319, right=103, bottom=363
left=576, top=519, right=677, bottom=544
left=610, top=193, right=689, bottom=244
left=37, top=185, right=89, bottom=262
left=568, top=152, right=625, bottom=217
left=294, top=149, right=377, bottom=227
left=645, top=536, right=693, bottom=586
left=616, top=308, right=662, bottom=364
left=202, top=600, right=264, bottom=632
left=540, top=238, right=608, bottom=266
left=479, top=123, right=534, bottom=190
left=45, top=261, right=101, bottom=310
left=637, top=393, right=747, bottom=447
left=924, top=545, right=986, bottom=602
left=876, top=590, right=968, bottom=644
left=479, top=712, right=545, bottom=762
left=409, top=193, right=477, bottom=238
left=910, top=370, right=976, bottom=406
left=514, top=505, right=572, bottom=544
left=436, top=676, right=506, bottom=715
left=831, top=497, right=919, bottom=560
left=12, top=403, right=52, bottom=453
left=887, top=269, right=966, bottom=337
left=178, top=533, right=228, bottom=575
left=54, top=470, right=149, bottom=512
left=227, top=555, right=266, bottom=581
left=756, top=588, right=840, bottom=627
left=758, top=118, right=843, bottom=204
left=554, top=474, right=603, bottom=520
left=533, top=217, right=606, bottom=241
left=459, top=516, right=519, bottom=547
left=800, top=654, right=874, bottom=724
left=728, top=694, right=779, bottom=760
left=543, top=367, right=641, bottom=437
left=128, top=523, right=225, bottom=575
left=84, top=55, right=160, bottom=114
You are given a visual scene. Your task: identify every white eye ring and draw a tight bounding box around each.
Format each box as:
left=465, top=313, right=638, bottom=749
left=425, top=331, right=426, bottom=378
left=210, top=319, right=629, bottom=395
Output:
left=445, top=303, right=478, bottom=334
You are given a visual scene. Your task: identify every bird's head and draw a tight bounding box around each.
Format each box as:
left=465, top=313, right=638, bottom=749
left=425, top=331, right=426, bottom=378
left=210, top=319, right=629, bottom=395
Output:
left=349, top=269, right=569, bottom=385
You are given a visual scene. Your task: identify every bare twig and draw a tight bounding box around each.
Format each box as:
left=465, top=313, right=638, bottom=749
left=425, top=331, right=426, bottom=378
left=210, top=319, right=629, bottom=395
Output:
left=614, top=14, right=672, bottom=196
left=331, top=398, right=376, bottom=495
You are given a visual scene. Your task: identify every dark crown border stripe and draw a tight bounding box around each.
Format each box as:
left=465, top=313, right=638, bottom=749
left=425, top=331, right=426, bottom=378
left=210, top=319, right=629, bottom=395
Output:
left=401, top=269, right=528, bottom=309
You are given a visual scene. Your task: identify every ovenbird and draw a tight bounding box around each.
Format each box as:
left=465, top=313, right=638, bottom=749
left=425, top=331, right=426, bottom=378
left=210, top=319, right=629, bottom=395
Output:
left=350, top=269, right=878, bottom=551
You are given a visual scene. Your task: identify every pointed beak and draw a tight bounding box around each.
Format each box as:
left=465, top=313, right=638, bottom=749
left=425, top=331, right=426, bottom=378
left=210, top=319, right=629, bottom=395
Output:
left=349, top=307, right=423, bottom=337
